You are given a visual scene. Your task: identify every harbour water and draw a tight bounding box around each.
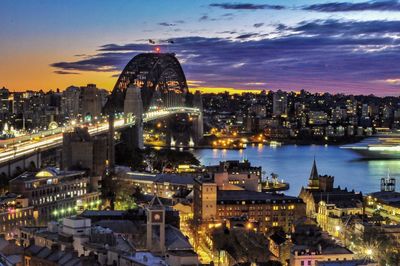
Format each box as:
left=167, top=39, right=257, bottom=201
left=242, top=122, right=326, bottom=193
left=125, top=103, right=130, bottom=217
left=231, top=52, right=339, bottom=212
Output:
left=193, top=144, right=400, bottom=196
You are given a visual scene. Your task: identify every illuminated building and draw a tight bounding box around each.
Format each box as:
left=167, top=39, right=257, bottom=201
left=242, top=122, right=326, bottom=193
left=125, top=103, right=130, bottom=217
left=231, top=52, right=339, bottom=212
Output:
left=316, top=200, right=363, bottom=238
left=316, top=260, right=378, bottom=266
left=269, top=232, right=291, bottom=264
left=206, top=160, right=261, bottom=192
left=119, top=172, right=195, bottom=199
left=9, top=168, right=100, bottom=223
left=308, top=111, right=328, bottom=125
left=290, top=222, right=356, bottom=266
left=193, top=179, right=305, bottom=233
left=80, top=84, right=103, bottom=120
left=365, top=174, right=400, bottom=222
left=19, top=202, right=198, bottom=265
left=290, top=247, right=355, bottom=266
left=272, top=90, right=288, bottom=117
left=0, top=87, right=10, bottom=120
left=299, top=160, right=363, bottom=218
left=61, top=86, right=80, bottom=119
left=0, top=194, right=37, bottom=239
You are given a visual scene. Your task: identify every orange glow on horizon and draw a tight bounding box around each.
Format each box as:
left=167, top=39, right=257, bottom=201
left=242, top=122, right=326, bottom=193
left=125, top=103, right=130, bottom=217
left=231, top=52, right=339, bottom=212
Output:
left=189, top=87, right=264, bottom=94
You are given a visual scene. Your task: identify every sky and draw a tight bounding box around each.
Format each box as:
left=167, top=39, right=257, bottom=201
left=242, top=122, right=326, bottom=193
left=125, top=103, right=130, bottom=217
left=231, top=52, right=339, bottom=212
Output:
left=1, top=0, right=400, bottom=96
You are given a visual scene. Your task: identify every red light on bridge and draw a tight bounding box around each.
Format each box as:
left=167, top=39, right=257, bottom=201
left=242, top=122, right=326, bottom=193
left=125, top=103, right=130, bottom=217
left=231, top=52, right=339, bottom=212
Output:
left=155, top=47, right=160, bottom=53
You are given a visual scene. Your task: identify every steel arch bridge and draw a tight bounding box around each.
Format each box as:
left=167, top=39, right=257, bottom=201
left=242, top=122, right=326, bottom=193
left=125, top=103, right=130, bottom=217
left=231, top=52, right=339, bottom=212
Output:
left=104, top=53, right=189, bottom=114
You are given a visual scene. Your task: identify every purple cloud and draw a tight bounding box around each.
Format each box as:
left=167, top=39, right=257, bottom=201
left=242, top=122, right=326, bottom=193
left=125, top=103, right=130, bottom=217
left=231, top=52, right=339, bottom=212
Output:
left=53, top=70, right=80, bottom=75
left=304, top=0, right=400, bottom=12
left=210, top=3, right=285, bottom=10
left=51, top=19, right=400, bottom=95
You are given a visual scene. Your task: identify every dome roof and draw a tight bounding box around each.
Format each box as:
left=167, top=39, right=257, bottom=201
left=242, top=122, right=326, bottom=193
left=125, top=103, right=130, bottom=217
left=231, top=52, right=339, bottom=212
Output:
left=35, top=167, right=60, bottom=178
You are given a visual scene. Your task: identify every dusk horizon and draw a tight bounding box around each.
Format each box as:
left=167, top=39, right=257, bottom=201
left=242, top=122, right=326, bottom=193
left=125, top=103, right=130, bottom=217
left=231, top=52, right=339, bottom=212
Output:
left=2, top=0, right=400, bottom=96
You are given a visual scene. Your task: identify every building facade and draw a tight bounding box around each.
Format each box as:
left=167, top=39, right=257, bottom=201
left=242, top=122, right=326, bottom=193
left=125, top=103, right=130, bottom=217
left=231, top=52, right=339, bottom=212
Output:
left=194, top=179, right=305, bottom=233
left=9, top=168, right=100, bottom=223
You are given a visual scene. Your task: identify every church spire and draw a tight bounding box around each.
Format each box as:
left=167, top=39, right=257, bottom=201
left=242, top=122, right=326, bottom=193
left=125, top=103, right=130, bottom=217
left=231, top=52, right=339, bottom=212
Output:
left=310, top=157, right=319, bottom=180
left=308, top=157, right=320, bottom=189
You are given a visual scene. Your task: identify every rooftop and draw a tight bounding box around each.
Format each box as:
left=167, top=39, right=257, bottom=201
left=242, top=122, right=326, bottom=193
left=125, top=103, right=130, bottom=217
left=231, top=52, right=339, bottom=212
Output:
left=304, top=187, right=363, bottom=204
left=24, top=245, right=95, bottom=266
left=124, top=251, right=165, bottom=266
left=125, top=172, right=195, bottom=185
left=316, top=259, right=377, bottom=266
left=292, top=244, right=352, bottom=256
left=217, top=190, right=302, bottom=204
left=10, top=168, right=86, bottom=182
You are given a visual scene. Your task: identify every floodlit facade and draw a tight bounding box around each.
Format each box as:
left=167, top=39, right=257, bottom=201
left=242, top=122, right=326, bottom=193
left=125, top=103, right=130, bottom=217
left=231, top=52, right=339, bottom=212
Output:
left=9, top=168, right=100, bottom=223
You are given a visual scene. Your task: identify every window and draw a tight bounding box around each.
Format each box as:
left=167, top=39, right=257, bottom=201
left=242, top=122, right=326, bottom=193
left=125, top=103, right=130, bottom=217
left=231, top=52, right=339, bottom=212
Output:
left=301, top=261, right=304, bottom=266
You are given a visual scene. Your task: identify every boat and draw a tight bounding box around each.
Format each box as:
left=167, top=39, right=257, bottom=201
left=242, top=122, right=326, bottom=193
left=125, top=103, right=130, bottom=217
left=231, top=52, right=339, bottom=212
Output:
left=341, top=129, right=400, bottom=159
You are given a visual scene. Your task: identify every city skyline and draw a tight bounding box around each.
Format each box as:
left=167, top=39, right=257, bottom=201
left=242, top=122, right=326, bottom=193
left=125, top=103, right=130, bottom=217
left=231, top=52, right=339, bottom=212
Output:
left=2, top=0, right=400, bottom=96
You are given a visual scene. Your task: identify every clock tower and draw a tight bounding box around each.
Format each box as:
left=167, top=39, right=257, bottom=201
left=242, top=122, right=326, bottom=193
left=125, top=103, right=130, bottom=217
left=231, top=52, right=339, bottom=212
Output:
left=146, top=196, right=166, bottom=253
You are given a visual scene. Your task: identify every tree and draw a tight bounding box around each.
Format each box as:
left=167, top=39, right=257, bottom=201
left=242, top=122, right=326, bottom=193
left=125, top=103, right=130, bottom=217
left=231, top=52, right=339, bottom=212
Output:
left=114, top=189, right=137, bottom=210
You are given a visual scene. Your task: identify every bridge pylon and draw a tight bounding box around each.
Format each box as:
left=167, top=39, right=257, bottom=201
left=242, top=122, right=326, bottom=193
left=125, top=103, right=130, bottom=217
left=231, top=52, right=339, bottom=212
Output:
left=124, top=84, right=144, bottom=149
left=192, top=91, right=204, bottom=144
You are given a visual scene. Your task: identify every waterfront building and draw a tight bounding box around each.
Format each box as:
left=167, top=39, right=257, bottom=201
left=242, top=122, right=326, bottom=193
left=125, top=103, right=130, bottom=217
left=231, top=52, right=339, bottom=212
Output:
left=9, top=168, right=100, bottom=223
left=119, top=172, right=195, bottom=200
left=308, top=111, right=328, bottom=125
left=206, top=160, right=261, bottom=192
left=365, top=173, right=400, bottom=223
left=299, top=160, right=363, bottom=218
left=193, top=178, right=305, bottom=233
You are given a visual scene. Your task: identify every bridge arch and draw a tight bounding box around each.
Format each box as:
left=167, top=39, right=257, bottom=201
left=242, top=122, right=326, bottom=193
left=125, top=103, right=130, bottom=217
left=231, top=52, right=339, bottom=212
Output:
left=104, top=53, right=188, bottom=114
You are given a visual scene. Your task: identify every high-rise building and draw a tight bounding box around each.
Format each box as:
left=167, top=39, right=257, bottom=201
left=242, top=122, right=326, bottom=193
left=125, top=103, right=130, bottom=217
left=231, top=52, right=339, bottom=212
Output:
left=272, top=90, right=288, bottom=116
left=61, top=86, right=81, bottom=119
left=0, top=87, right=10, bottom=122
left=80, top=84, right=102, bottom=120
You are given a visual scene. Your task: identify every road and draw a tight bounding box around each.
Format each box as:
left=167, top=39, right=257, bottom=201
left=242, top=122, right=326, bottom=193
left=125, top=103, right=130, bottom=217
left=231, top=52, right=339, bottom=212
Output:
left=0, top=107, right=200, bottom=164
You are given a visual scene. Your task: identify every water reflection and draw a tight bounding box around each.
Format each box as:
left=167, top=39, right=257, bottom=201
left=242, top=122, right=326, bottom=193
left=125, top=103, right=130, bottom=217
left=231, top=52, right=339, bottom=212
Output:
left=194, top=145, right=400, bottom=196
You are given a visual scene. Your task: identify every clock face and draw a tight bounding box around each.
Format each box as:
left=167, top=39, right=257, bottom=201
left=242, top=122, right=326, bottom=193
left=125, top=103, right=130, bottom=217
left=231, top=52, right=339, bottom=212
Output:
left=151, top=211, right=163, bottom=223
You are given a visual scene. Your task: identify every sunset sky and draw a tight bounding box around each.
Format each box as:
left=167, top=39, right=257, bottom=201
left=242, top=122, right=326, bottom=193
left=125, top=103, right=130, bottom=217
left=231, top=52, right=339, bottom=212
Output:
left=2, top=0, right=400, bottom=95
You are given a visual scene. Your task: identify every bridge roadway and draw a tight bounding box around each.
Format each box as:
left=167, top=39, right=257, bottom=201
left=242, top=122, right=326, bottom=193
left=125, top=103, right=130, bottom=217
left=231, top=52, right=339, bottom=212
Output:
left=0, top=107, right=200, bottom=165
